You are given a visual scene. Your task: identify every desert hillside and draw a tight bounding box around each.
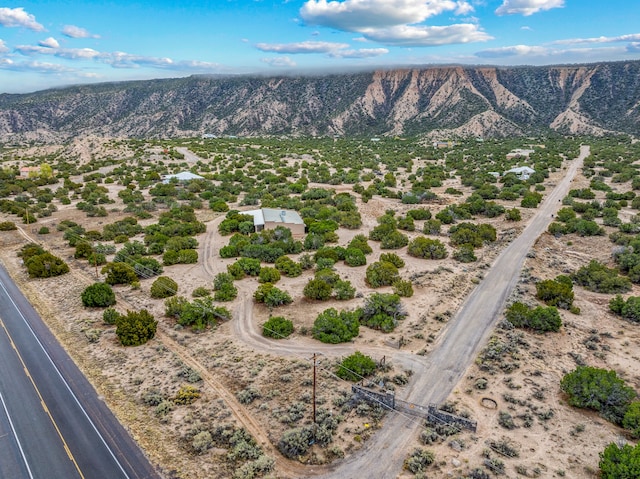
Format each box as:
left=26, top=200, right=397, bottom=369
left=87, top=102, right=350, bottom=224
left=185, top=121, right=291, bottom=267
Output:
left=1, top=61, right=640, bottom=142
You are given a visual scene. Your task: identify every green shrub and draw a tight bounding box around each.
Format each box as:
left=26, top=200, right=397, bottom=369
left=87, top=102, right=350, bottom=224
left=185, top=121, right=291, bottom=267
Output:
left=258, top=266, right=280, bottom=283
left=344, top=247, right=367, bottom=267
left=572, top=260, right=631, bottom=294
left=623, top=401, right=640, bottom=438
left=254, top=283, right=292, bottom=307
left=348, top=234, right=373, bottom=254
left=25, top=252, right=69, bottom=278
left=0, top=221, right=17, bottom=230
left=334, top=279, right=356, bottom=300
left=392, top=279, right=414, bottom=297
left=102, top=262, right=138, bottom=285
left=150, top=276, right=178, bottom=299
left=452, top=244, right=477, bottom=263
left=81, top=282, right=116, bottom=308
left=609, top=295, right=640, bottom=322
left=599, top=442, right=640, bottom=479
left=505, top=208, right=521, bottom=221
left=380, top=252, right=405, bottom=268
left=102, top=307, right=121, bottom=325
left=115, top=309, right=158, bottom=346
left=535, top=276, right=575, bottom=310
left=423, top=219, right=442, bottom=235
left=505, top=302, right=562, bottom=332
left=365, top=261, right=399, bottom=287
left=262, top=316, right=294, bottom=338
left=214, top=283, right=238, bottom=302
left=336, top=351, right=377, bottom=381
left=192, top=286, right=211, bottom=297
left=303, top=278, right=333, bottom=300
left=561, top=366, right=636, bottom=424
left=404, top=448, right=435, bottom=474
left=312, top=308, right=360, bottom=343
left=407, top=237, right=448, bottom=259
left=278, top=426, right=314, bottom=459
left=274, top=256, right=302, bottom=277
left=380, top=230, right=409, bottom=249
left=361, top=293, right=407, bottom=332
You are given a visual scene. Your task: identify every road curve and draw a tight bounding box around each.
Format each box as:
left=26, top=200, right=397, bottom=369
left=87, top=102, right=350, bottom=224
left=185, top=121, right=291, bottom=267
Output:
left=206, top=146, right=588, bottom=478
left=0, top=263, right=161, bottom=479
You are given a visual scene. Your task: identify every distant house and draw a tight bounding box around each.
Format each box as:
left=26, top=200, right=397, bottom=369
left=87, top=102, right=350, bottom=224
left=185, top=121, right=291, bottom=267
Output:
left=506, top=149, right=535, bottom=160
left=18, top=166, right=40, bottom=179
left=504, top=166, right=536, bottom=180
left=433, top=141, right=455, bottom=149
left=202, top=134, right=216, bottom=139
left=161, top=171, right=205, bottom=184
left=243, top=208, right=305, bottom=236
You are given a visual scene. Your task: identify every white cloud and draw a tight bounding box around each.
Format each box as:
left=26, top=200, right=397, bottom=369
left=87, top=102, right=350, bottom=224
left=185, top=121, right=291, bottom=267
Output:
left=328, top=47, right=388, bottom=58
left=553, top=33, right=640, bottom=45
left=298, top=1, right=490, bottom=48
left=0, top=7, right=44, bottom=31
left=628, top=43, right=640, bottom=53
left=0, top=59, right=73, bottom=73
left=363, top=23, right=492, bottom=46
left=39, top=37, right=60, bottom=49
left=521, top=26, right=533, bottom=31
left=62, top=25, right=99, bottom=39
left=301, top=0, right=473, bottom=31
left=475, top=44, right=549, bottom=58
left=256, top=40, right=350, bottom=54
left=0, top=39, right=9, bottom=53
left=495, top=0, right=564, bottom=16
left=15, top=44, right=101, bottom=59
left=261, top=56, right=297, bottom=67
left=100, top=51, right=174, bottom=69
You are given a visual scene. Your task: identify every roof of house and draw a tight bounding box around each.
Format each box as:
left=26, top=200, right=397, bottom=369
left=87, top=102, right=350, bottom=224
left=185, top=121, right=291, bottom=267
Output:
left=243, top=208, right=304, bottom=227
left=505, top=166, right=536, bottom=174
left=243, top=209, right=265, bottom=226
left=162, top=171, right=204, bottom=182
left=262, top=208, right=304, bottom=225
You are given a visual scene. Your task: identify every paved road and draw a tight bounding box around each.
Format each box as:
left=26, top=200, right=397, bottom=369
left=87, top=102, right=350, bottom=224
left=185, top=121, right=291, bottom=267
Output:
left=0, top=264, right=161, bottom=479
left=313, top=145, right=589, bottom=479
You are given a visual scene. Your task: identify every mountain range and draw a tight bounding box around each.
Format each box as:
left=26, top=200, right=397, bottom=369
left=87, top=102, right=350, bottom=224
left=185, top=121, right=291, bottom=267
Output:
left=1, top=61, right=639, bottom=141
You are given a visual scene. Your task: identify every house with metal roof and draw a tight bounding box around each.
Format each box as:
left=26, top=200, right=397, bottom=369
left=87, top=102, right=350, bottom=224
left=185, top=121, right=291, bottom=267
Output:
left=243, top=208, right=305, bottom=236
left=161, top=171, right=205, bottom=184
left=504, top=166, right=536, bottom=180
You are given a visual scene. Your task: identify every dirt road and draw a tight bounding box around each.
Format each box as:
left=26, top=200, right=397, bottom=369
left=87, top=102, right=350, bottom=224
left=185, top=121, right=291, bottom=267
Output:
left=311, top=145, right=589, bottom=479
left=195, top=146, right=589, bottom=478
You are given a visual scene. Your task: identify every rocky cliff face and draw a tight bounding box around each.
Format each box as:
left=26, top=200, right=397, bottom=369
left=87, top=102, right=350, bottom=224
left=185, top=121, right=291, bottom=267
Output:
left=1, top=61, right=639, bottom=141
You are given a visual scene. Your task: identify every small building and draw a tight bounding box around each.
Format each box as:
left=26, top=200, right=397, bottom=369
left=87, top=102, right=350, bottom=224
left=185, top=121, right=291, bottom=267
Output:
left=506, top=149, right=535, bottom=160
left=161, top=171, right=205, bottom=184
left=433, top=140, right=455, bottom=149
left=504, top=166, right=536, bottom=180
left=18, top=166, right=40, bottom=179
left=244, top=208, right=305, bottom=236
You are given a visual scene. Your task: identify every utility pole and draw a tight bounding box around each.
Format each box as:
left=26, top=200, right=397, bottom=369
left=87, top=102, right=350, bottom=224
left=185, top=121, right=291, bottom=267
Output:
left=312, top=352, right=317, bottom=432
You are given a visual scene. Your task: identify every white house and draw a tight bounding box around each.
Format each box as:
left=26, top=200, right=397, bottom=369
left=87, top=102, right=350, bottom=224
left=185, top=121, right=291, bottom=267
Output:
left=504, top=166, right=536, bottom=180
left=243, top=208, right=305, bottom=236
left=161, top=171, right=205, bottom=184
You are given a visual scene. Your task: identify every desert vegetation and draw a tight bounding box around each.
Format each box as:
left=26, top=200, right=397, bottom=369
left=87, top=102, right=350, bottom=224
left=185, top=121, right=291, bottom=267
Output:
left=1, top=134, right=640, bottom=478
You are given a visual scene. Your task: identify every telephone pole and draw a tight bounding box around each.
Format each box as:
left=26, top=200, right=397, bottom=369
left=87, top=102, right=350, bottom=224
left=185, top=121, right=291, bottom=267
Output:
left=312, top=352, right=317, bottom=430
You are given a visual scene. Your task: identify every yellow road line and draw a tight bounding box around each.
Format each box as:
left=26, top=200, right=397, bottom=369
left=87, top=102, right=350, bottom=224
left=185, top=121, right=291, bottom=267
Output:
left=0, top=317, right=85, bottom=479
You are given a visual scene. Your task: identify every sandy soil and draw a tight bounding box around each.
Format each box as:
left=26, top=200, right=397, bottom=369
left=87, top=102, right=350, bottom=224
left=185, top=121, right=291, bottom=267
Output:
left=1, top=138, right=637, bottom=479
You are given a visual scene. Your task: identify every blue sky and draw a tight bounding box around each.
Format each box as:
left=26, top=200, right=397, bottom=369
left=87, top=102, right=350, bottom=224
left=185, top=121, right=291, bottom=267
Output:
left=1, top=0, right=639, bottom=93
